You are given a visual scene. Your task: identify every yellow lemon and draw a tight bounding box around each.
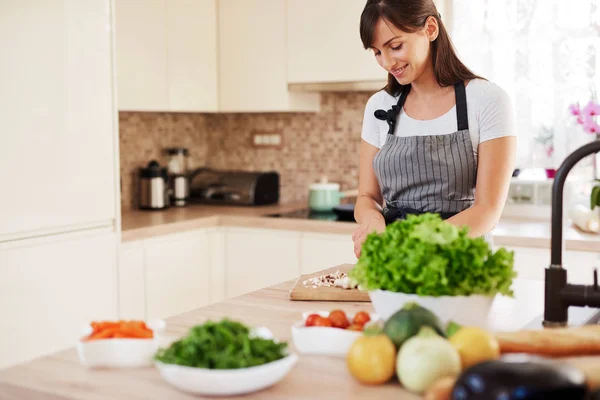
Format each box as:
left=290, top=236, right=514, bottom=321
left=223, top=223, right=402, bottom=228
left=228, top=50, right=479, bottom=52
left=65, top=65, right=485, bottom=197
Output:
left=346, top=334, right=396, bottom=385
left=449, top=326, right=500, bottom=369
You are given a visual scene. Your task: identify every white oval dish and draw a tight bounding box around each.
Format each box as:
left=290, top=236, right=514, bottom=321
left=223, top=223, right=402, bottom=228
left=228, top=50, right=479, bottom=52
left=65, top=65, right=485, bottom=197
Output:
left=291, top=311, right=378, bottom=357
left=369, top=290, right=495, bottom=328
left=154, top=327, right=297, bottom=396
left=76, top=319, right=166, bottom=368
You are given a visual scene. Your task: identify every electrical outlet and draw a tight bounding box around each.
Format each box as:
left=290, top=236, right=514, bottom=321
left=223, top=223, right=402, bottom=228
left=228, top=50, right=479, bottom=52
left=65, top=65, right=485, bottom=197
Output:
left=252, top=131, right=283, bottom=148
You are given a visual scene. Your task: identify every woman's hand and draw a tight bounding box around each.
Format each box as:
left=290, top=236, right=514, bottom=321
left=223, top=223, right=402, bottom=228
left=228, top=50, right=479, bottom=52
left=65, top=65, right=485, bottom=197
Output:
left=352, top=217, right=386, bottom=258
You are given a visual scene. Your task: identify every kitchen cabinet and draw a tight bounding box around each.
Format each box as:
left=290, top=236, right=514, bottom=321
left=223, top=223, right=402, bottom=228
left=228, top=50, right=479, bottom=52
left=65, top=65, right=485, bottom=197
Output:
left=115, top=0, right=218, bottom=112
left=142, top=230, right=212, bottom=320
left=115, top=0, right=168, bottom=111
left=0, top=1, right=121, bottom=370
left=0, top=231, right=119, bottom=369
left=504, top=245, right=600, bottom=284
left=166, top=0, right=218, bottom=111
left=223, top=227, right=301, bottom=297
left=218, top=0, right=320, bottom=112
left=286, top=0, right=449, bottom=87
left=286, top=0, right=385, bottom=85
left=118, top=241, right=146, bottom=320
left=299, top=232, right=356, bottom=274
left=118, top=229, right=215, bottom=321
left=1, top=0, right=117, bottom=240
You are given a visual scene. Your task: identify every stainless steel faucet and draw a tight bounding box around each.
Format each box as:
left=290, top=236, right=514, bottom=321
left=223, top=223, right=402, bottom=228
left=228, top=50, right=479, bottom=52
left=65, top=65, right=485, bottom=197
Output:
left=544, top=139, right=600, bottom=327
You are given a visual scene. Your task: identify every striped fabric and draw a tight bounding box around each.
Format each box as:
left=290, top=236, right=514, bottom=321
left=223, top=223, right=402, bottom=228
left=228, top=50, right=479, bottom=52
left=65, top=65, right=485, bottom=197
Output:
left=373, top=129, right=477, bottom=214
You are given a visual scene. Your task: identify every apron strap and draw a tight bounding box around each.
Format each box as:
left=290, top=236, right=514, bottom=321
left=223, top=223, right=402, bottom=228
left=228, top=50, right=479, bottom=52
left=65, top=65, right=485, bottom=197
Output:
left=454, top=81, right=469, bottom=131
left=375, top=82, right=468, bottom=135
left=374, top=85, right=411, bottom=135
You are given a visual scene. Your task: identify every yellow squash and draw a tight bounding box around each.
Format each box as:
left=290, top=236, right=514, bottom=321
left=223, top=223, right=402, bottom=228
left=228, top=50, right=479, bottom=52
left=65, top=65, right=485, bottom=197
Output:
left=346, top=333, right=396, bottom=385
left=449, top=326, right=500, bottom=369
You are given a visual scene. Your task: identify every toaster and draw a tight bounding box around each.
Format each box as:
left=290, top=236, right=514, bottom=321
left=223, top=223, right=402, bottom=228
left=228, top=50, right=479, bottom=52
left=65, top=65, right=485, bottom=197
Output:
left=188, top=168, right=279, bottom=206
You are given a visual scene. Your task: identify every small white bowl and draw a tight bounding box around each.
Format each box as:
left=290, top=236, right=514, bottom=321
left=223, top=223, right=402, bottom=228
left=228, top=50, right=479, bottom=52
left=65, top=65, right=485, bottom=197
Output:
left=76, top=319, right=166, bottom=368
left=154, top=328, right=298, bottom=396
left=291, top=311, right=378, bottom=357
left=369, top=290, right=495, bottom=328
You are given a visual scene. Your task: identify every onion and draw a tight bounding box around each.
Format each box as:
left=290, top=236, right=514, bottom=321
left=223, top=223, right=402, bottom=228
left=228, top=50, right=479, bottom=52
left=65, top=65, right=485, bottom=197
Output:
left=397, top=326, right=461, bottom=394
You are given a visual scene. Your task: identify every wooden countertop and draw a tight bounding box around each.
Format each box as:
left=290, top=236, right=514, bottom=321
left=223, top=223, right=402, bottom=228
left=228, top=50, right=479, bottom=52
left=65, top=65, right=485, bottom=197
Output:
left=1, top=269, right=599, bottom=399
left=121, top=203, right=600, bottom=252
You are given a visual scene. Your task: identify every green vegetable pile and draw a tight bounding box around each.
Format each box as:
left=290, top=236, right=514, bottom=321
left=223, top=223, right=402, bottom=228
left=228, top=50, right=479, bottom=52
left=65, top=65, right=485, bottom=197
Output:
left=349, top=213, right=516, bottom=297
left=154, top=319, right=287, bottom=369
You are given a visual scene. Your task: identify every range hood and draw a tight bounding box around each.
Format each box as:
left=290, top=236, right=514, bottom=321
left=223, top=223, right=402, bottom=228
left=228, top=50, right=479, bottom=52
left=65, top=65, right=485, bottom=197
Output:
left=288, top=80, right=387, bottom=93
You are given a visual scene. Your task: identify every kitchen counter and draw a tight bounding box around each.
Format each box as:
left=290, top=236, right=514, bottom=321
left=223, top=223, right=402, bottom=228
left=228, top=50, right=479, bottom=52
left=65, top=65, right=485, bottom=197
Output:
left=2, top=268, right=599, bottom=400
left=121, top=203, right=600, bottom=252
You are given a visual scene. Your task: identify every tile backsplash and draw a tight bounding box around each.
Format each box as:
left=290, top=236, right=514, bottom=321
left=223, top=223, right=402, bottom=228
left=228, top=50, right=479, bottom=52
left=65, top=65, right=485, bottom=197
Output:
left=119, top=92, right=372, bottom=211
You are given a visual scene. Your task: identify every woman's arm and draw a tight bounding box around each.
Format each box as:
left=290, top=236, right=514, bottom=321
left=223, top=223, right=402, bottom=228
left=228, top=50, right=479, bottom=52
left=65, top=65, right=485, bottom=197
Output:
left=445, top=136, right=517, bottom=237
left=352, top=140, right=387, bottom=257
left=354, top=140, right=385, bottom=224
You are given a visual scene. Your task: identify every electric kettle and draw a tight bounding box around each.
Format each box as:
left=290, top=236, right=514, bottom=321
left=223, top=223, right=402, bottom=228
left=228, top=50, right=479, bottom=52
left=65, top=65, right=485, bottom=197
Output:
left=139, top=160, right=169, bottom=210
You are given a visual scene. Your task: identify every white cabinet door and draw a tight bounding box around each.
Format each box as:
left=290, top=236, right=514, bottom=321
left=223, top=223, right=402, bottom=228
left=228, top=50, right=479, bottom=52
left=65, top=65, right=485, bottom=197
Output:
left=115, top=0, right=168, bottom=111
left=118, top=241, right=146, bottom=320
left=224, top=228, right=301, bottom=298
left=286, top=0, right=385, bottom=84
left=0, top=0, right=116, bottom=240
left=218, top=0, right=320, bottom=112
left=504, top=245, right=600, bottom=285
left=144, top=230, right=211, bottom=320
left=0, top=231, right=119, bottom=369
left=300, top=232, right=356, bottom=274
left=166, top=0, right=218, bottom=112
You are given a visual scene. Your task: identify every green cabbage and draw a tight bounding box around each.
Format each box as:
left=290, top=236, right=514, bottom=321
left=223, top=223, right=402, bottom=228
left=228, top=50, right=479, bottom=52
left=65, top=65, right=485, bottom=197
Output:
left=349, top=213, right=516, bottom=297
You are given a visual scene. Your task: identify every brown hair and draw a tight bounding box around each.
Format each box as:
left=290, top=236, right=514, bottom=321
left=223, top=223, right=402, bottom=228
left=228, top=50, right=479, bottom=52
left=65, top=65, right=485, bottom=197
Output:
left=360, top=0, right=483, bottom=96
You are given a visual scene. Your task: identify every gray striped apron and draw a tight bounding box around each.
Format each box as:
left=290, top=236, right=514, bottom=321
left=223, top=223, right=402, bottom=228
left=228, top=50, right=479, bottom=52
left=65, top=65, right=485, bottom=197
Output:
left=373, top=81, right=477, bottom=225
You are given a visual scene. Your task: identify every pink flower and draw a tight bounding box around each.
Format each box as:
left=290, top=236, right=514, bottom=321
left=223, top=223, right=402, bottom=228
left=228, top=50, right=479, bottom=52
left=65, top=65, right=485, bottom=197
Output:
left=582, top=100, right=600, bottom=118
left=569, top=103, right=581, bottom=116
left=583, top=117, right=600, bottom=135
left=577, top=115, right=585, bottom=125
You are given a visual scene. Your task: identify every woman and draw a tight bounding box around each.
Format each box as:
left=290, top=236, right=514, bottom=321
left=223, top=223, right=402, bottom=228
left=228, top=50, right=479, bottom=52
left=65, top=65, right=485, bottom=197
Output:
left=352, top=0, right=517, bottom=258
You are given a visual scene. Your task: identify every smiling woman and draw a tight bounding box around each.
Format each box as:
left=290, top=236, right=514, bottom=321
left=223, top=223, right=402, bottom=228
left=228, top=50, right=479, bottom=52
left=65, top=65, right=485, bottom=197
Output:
left=352, top=0, right=518, bottom=258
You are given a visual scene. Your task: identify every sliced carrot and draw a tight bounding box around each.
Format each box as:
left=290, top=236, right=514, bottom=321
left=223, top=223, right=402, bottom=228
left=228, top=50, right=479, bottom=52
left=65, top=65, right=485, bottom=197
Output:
left=85, top=320, right=154, bottom=340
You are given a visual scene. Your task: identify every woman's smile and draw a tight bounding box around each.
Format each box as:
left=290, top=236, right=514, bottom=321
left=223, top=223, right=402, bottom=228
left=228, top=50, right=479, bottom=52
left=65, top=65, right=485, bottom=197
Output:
left=390, top=64, right=409, bottom=77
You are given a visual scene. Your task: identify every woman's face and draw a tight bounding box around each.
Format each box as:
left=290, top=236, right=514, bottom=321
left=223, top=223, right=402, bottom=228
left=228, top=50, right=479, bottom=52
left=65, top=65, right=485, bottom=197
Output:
left=370, top=17, right=437, bottom=85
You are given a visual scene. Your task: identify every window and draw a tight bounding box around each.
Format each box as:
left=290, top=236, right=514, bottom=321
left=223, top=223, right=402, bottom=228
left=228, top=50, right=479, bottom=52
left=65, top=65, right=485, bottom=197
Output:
left=448, top=0, right=599, bottom=179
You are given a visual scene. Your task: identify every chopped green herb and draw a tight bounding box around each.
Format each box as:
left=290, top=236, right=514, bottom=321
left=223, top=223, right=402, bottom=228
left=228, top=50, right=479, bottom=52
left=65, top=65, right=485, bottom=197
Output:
left=154, top=319, right=287, bottom=369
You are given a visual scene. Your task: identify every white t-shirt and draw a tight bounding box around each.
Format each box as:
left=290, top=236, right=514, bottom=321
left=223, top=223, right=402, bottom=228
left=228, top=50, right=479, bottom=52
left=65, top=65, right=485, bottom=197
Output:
left=361, top=79, right=516, bottom=158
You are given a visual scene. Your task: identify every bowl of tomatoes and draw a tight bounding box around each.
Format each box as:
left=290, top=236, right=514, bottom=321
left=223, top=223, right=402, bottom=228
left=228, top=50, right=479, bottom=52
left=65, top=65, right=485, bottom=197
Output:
left=291, top=310, right=377, bottom=357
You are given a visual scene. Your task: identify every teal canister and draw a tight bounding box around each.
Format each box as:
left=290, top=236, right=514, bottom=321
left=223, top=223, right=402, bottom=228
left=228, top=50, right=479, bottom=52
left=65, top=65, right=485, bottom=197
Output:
left=308, top=180, right=343, bottom=212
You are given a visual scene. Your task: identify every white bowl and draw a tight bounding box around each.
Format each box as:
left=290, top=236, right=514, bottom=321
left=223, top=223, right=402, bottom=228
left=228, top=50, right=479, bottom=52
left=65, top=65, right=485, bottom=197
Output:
left=154, top=327, right=298, bottom=396
left=76, top=319, right=166, bottom=368
left=369, top=290, right=495, bottom=328
left=291, top=311, right=378, bottom=357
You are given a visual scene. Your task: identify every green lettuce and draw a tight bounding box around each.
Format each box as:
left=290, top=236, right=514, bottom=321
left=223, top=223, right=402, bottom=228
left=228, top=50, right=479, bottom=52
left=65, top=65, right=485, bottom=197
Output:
left=349, top=213, right=516, bottom=297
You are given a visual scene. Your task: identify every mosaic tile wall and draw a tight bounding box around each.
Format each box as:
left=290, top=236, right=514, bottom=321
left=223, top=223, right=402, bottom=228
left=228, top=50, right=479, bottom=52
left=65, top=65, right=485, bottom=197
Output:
left=119, top=92, right=372, bottom=211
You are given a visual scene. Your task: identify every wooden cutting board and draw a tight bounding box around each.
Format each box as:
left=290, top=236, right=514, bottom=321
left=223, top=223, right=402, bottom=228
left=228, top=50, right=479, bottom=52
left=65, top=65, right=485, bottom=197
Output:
left=289, top=264, right=371, bottom=302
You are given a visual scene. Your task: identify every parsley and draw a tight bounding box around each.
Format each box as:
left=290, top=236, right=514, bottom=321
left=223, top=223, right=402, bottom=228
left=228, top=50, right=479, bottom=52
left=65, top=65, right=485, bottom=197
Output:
left=154, top=319, right=287, bottom=369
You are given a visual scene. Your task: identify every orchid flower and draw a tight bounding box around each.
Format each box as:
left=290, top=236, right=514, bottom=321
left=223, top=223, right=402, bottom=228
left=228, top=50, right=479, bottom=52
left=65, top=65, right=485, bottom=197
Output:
left=583, top=117, right=600, bottom=135
left=582, top=100, right=600, bottom=118
left=569, top=103, right=581, bottom=116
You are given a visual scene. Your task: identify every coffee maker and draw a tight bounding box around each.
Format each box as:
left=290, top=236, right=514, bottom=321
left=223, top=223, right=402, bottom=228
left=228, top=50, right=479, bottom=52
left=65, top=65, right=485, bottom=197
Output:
left=166, top=148, right=190, bottom=207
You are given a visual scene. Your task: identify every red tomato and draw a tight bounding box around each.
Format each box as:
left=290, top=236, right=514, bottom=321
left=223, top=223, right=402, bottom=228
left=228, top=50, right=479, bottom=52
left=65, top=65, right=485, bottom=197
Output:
left=329, top=310, right=350, bottom=329
left=353, top=311, right=371, bottom=326
left=305, top=314, right=321, bottom=327
left=313, top=316, right=333, bottom=327
left=346, top=324, right=364, bottom=332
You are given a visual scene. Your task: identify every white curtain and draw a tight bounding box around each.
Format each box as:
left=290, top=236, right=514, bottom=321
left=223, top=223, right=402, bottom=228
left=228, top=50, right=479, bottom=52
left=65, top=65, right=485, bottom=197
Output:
left=448, top=0, right=600, bottom=178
